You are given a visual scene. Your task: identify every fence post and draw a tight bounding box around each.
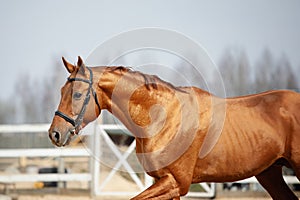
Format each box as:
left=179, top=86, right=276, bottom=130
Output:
left=58, top=157, right=65, bottom=188
left=91, top=121, right=100, bottom=196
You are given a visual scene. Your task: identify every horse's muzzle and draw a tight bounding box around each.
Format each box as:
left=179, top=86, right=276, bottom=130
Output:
left=48, top=129, right=74, bottom=147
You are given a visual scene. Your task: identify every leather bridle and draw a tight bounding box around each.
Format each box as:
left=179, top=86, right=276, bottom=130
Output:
left=54, top=67, right=101, bottom=133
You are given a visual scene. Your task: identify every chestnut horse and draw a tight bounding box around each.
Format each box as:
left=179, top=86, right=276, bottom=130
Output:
left=49, top=57, right=300, bottom=200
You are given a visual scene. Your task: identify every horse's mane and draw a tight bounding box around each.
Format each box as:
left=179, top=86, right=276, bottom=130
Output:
left=108, top=66, right=187, bottom=93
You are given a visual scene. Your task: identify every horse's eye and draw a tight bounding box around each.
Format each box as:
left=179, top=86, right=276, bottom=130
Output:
left=73, top=92, right=82, bottom=100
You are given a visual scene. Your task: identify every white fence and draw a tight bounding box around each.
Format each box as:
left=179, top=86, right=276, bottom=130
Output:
left=0, top=123, right=298, bottom=198
left=0, top=124, right=92, bottom=186
left=0, top=123, right=215, bottom=197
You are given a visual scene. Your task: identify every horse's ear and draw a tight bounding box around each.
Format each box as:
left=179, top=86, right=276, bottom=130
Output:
left=77, top=56, right=86, bottom=74
left=62, top=57, right=75, bottom=73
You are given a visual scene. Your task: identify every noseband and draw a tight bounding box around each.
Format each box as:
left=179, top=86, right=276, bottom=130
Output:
left=54, top=67, right=101, bottom=132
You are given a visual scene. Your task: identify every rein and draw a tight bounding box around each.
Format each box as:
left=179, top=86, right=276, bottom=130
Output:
left=54, top=67, right=101, bottom=133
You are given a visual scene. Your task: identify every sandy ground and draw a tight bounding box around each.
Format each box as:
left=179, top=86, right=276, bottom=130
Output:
left=14, top=195, right=274, bottom=200
left=12, top=196, right=273, bottom=200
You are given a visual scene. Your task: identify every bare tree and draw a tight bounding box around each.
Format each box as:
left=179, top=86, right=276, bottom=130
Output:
left=272, top=54, right=298, bottom=90
left=14, top=74, right=41, bottom=123
left=41, top=60, right=66, bottom=122
left=11, top=59, right=65, bottom=124
left=253, top=49, right=275, bottom=93
left=217, top=48, right=299, bottom=97
left=0, top=98, right=15, bottom=124
left=254, top=50, right=299, bottom=93
left=218, top=48, right=252, bottom=97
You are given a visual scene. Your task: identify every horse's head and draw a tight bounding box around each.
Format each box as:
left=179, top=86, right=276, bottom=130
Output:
left=48, top=56, right=101, bottom=147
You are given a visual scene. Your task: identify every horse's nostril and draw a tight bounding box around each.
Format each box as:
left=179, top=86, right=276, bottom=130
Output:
left=52, top=131, right=61, bottom=143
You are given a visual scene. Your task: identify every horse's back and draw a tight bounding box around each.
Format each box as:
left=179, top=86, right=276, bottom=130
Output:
left=227, top=90, right=300, bottom=156
left=228, top=90, right=300, bottom=128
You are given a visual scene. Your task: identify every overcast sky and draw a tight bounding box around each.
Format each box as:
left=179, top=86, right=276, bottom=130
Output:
left=1, top=0, right=300, bottom=99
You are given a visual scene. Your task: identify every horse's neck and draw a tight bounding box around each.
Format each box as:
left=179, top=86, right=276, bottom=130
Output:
left=103, top=71, right=186, bottom=142
left=99, top=70, right=151, bottom=132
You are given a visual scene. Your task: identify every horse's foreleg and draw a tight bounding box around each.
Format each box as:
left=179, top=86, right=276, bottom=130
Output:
left=255, top=164, right=298, bottom=200
left=130, top=174, right=180, bottom=200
